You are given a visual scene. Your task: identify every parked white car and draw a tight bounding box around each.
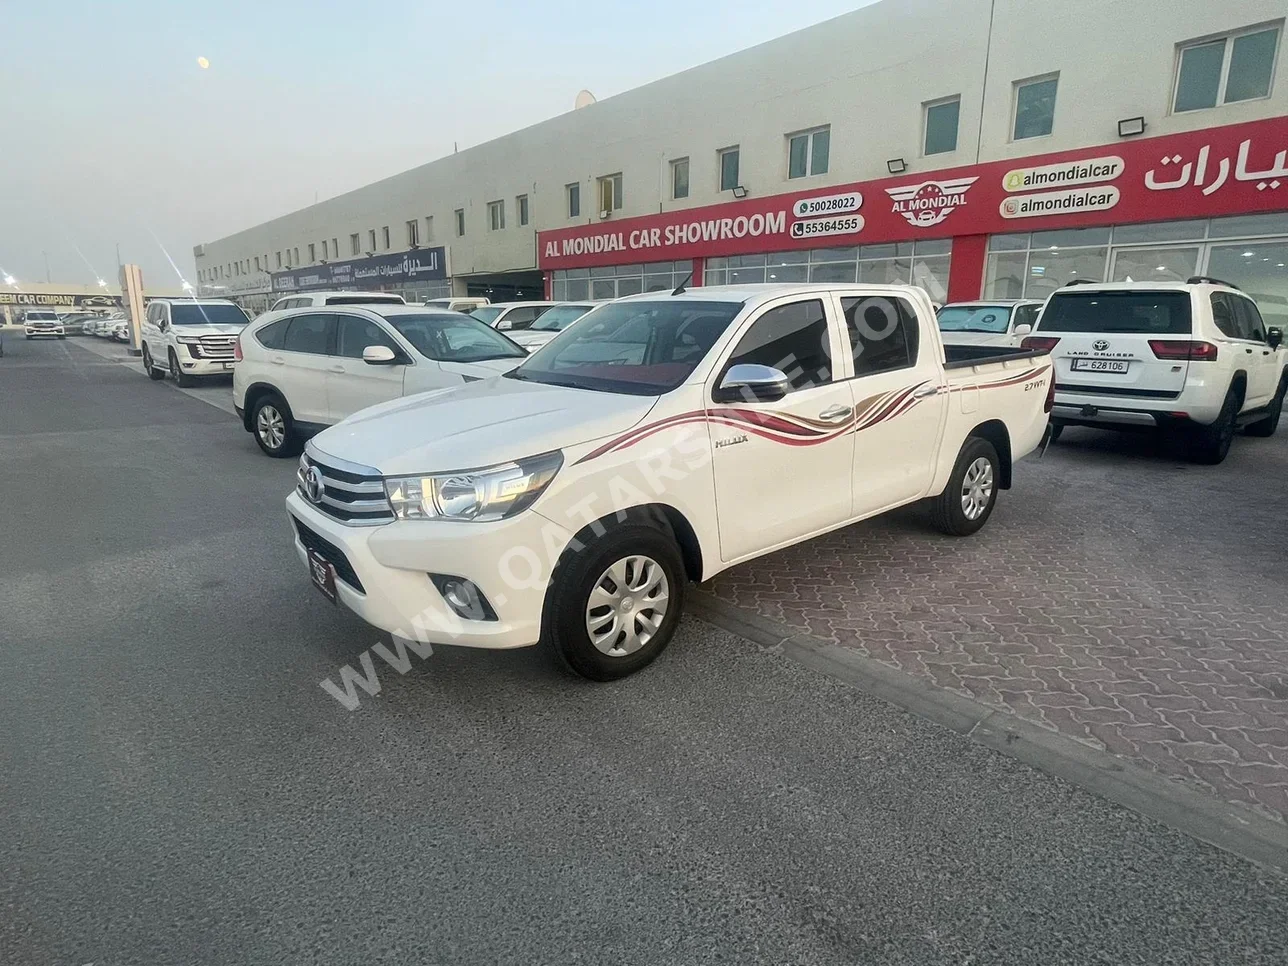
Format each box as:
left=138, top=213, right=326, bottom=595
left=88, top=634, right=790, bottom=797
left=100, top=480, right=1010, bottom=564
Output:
left=268, top=291, right=406, bottom=312
left=1025, top=278, right=1287, bottom=463
left=937, top=300, right=1044, bottom=347
left=112, top=317, right=131, bottom=342
left=422, top=297, right=489, bottom=313
left=140, top=298, right=252, bottom=386
left=23, top=310, right=65, bottom=339
left=507, top=302, right=598, bottom=350
left=468, top=301, right=555, bottom=332
left=233, top=304, right=529, bottom=457
left=286, top=283, right=1054, bottom=680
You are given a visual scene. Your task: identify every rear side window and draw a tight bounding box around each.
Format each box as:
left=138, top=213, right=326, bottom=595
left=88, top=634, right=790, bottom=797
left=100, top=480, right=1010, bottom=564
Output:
left=842, top=296, right=920, bottom=377
left=1039, top=291, right=1192, bottom=334
left=1232, top=296, right=1267, bottom=341
left=1210, top=293, right=1239, bottom=338
left=324, top=295, right=403, bottom=306
left=726, top=299, right=832, bottom=391
left=255, top=318, right=288, bottom=350
left=337, top=316, right=399, bottom=358
left=282, top=314, right=333, bottom=355
left=1013, top=304, right=1041, bottom=329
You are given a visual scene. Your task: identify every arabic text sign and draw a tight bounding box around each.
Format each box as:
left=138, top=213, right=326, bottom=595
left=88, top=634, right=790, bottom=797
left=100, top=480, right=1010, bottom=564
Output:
left=271, top=246, right=447, bottom=293
left=537, top=115, right=1288, bottom=270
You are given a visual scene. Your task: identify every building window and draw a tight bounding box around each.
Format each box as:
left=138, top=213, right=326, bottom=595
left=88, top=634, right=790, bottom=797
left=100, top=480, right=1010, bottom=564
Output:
left=254, top=256, right=260, bottom=271
left=671, top=158, right=689, bottom=200
left=367, top=230, right=376, bottom=253
left=923, top=96, right=961, bottom=155
left=488, top=200, right=506, bottom=231
left=597, top=173, right=623, bottom=213
left=424, top=216, right=434, bottom=241
left=332, top=238, right=338, bottom=259
left=322, top=240, right=330, bottom=260
left=308, top=243, right=316, bottom=263
left=294, top=247, right=300, bottom=265
left=549, top=260, right=693, bottom=302
left=350, top=233, right=360, bottom=256
left=787, top=126, right=830, bottom=179
left=719, top=147, right=740, bottom=192
left=1012, top=74, right=1058, bottom=140
left=1174, top=25, right=1280, bottom=112
left=381, top=226, right=390, bottom=250
left=517, top=194, right=529, bottom=226
left=407, top=219, right=420, bottom=247
left=567, top=183, right=581, bottom=218
left=455, top=208, right=466, bottom=237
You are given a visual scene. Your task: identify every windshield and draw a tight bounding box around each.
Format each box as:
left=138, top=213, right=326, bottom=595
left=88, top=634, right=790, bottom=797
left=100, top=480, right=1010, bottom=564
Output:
left=937, top=304, right=1014, bottom=334
left=469, top=306, right=504, bottom=326
left=27, top=311, right=59, bottom=320
left=1039, top=291, right=1192, bottom=334
left=171, top=303, right=251, bottom=326
left=386, top=313, right=527, bottom=363
left=531, top=304, right=594, bottom=331
left=509, top=299, right=743, bottom=395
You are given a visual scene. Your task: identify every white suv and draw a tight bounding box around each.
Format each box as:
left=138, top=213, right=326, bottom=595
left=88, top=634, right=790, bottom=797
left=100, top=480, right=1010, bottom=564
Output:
left=468, top=302, right=555, bottom=331
left=233, top=304, right=528, bottom=457
left=24, top=311, right=65, bottom=339
left=1025, top=278, right=1287, bottom=463
left=140, top=298, right=252, bottom=386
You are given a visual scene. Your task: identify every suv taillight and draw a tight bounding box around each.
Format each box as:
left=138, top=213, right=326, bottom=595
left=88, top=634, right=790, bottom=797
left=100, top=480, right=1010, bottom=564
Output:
left=233, top=335, right=243, bottom=362
left=1021, top=336, right=1061, bottom=353
left=1149, top=340, right=1218, bottom=361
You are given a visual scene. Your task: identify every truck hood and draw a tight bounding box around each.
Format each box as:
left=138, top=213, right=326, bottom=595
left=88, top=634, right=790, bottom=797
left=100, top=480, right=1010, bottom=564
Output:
left=172, top=323, right=247, bottom=336
left=311, top=375, right=659, bottom=475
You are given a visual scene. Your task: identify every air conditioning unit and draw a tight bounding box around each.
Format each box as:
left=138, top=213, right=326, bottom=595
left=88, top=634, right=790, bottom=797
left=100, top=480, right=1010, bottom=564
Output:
left=598, top=209, right=612, bottom=220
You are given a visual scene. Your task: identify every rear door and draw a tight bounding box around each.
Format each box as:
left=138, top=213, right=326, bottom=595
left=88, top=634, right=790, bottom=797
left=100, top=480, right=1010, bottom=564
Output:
left=327, top=315, right=407, bottom=421
left=1230, top=294, right=1276, bottom=407
left=276, top=313, right=336, bottom=425
left=1036, top=289, right=1194, bottom=399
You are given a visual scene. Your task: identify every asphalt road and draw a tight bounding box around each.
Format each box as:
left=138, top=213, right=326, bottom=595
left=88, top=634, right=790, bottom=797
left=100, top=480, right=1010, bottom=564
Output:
left=3, top=336, right=1288, bottom=966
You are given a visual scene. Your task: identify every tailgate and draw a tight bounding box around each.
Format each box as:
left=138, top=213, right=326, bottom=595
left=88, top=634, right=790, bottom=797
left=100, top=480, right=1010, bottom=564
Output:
left=1035, top=290, right=1193, bottom=398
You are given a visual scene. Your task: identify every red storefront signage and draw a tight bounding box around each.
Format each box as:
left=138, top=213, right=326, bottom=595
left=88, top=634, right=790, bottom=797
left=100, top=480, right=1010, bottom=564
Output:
left=538, top=115, right=1288, bottom=270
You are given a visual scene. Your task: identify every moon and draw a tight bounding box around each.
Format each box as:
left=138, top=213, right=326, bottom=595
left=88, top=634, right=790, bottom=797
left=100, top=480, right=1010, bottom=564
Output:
left=197, top=56, right=210, bottom=69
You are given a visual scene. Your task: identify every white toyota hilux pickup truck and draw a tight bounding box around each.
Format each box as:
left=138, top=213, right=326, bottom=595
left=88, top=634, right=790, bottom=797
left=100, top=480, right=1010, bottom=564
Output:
left=287, top=284, right=1054, bottom=680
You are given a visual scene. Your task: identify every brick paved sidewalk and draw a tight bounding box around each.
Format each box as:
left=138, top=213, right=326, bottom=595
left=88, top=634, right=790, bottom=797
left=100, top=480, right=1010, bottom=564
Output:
left=707, top=428, right=1288, bottom=822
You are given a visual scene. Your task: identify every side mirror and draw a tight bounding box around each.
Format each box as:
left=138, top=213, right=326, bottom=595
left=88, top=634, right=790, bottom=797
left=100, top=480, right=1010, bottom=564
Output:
left=713, top=364, right=791, bottom=403
left=1013, top=323, right=1033, bottom=336
left=1269, top=327, right=1283, bottom=350
left=495, top=318, right=513, bottom=330
left=362, top=345, right=399, bottom=366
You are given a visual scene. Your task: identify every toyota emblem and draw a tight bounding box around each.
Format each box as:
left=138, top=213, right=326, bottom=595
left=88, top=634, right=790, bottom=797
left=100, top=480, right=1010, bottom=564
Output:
left=304, top=465, right=325, bottom=504
left=1093, top=339, right=1110, bottom=351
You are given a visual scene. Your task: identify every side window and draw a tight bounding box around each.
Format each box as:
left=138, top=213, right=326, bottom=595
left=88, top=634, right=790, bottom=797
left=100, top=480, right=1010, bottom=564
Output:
left=255, top=318, right=288, bottom=350
left=1233, top=296, right=1267, bottom=342
left=1013, top=304, right=1040, bottom=329
left=282, top=314, right=334, bottom=355
left=842, top=296, right=921, bottom=377
left=1210, top=293, right=1240, bottom=339
left=337, top=317, right=398, bottom=358
left=146, top=304, right=159, bottom=323
left=504, top=307, right=539, bottom=328
left=725, top=299, right=833, bottom=391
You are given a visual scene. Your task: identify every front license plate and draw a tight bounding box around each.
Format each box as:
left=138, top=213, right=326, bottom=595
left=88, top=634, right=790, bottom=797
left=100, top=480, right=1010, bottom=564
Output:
left=308, top=550, right=338, bottom=604
left=1071, top=358, right=1129, bottom=373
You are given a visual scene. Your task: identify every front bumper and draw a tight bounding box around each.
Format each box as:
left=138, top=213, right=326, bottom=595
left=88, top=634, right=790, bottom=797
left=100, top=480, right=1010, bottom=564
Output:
left=176, top=353, right=237, bottom=375
left=286, top=491, right=559, bottom=649
left=25, top=327, right=64, bottom=336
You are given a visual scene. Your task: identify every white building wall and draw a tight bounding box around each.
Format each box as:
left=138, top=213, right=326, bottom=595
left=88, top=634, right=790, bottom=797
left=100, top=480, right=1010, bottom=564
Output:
left=194, top=0, right=1287, bottom=283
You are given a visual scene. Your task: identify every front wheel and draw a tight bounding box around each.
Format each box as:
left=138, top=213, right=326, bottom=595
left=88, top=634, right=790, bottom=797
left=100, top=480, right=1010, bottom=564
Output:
left=929, top=437, right=1000, bottom=537
left=1245, top=375, right=1286, bottom=438
left=545, top=520, right=686, bottom=681
left=168, top=348, right=196, bottom=387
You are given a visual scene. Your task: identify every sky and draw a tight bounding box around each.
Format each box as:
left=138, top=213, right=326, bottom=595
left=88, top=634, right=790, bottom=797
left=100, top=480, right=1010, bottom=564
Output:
left=0, top=0, right=878, bottom=289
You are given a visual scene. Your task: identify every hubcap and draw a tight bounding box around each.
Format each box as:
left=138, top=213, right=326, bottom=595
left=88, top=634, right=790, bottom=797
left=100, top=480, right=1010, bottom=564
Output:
left=960, top=456, right=994, bottom=521
left=256, top=405, right=285, bottom=449
left=585, top=555, right=669, bottom=657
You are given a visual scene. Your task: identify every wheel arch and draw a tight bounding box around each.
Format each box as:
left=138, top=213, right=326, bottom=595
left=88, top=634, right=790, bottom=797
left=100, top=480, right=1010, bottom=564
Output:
left=241, top=382, right=289, bottom=432
left=967, top=419, right=1013, bottom=489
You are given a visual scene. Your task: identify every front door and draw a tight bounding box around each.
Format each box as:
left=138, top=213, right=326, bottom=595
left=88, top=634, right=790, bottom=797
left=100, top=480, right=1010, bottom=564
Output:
left=707, top=296, right=854, bottom=562
left=327, top=315, right=406, bottom=421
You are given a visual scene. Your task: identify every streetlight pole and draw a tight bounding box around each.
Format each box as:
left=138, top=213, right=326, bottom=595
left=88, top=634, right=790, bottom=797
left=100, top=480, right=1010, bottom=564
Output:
left=43, top=251, right=52, bottom=283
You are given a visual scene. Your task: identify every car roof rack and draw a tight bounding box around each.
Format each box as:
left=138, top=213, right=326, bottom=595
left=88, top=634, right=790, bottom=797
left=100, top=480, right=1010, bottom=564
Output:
left=1063, top=279, right=1100, bottom=287
left=1186, top=275, right=1240, bottom=290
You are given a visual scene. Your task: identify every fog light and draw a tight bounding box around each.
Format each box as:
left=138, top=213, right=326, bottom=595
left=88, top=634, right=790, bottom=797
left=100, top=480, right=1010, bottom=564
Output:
left=430, top=574, right=498, bottom=621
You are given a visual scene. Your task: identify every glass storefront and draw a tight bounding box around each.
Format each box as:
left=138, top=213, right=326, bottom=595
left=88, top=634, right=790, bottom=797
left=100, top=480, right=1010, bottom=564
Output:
left=551, top=260, right=693, bottom=302
left=706, top=239, right=952, bottom=302
left=983, top=212, right=1288, bottom=329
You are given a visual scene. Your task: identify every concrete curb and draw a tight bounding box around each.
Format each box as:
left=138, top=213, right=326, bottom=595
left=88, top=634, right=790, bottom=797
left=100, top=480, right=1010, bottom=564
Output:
left=688, top=591, right=1288, bottom=875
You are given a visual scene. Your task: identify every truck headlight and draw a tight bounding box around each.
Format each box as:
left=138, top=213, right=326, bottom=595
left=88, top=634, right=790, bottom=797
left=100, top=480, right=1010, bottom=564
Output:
left=383, top=451, right=562, bottom=522
left=176, top=336, right=202, bottom=345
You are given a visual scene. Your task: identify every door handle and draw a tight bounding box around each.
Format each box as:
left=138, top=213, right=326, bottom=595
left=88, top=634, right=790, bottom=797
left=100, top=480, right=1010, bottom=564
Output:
left=328, top=365, right=346, bottom=374
left=270, top=355, right=285, bottom=365
left=817, top=405, right=854, bottom=423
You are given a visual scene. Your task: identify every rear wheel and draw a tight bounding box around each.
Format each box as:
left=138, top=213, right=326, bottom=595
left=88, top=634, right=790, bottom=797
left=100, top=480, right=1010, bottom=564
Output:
left=545, top=520, right=686, bottom=681
left=168, top=348, right=196, bottom=387
left=1189, top=386, right=1240, bottom=464
left=1048, top=423, right=1064, bottom=443
left=1245, top=374, right=1286, bottom=438
left=929, top=437, right=1000, bottom=537
left=251, top=393, right=300, bottom=457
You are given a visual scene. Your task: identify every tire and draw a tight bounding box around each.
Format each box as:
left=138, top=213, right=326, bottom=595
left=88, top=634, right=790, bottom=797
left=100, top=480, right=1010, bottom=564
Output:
left=251, top=393, right=300, bottom=457
left=1245, top=375, right=1287, bottom=438
left=1048, top=423, right=1064, bottom=442
left=1189, top=385, right=1240, bottom=464
left=168, top=348, right=196, bottom=387
left=929, top=437, right=1001, bottom=537
left=142, top=344, right=166, bottom=380
left=544, top=519, right=686, bottom=681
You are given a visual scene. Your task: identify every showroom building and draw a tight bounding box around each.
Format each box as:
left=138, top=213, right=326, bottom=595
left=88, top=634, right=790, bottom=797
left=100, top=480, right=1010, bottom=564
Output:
left=194, top=0, right=1288, bottom=325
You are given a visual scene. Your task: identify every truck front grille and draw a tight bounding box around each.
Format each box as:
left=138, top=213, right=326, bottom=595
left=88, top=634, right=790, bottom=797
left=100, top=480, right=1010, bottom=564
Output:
left=190, top=335, right=237, bottom=360
left=297, top=454, right=394, bottom=526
